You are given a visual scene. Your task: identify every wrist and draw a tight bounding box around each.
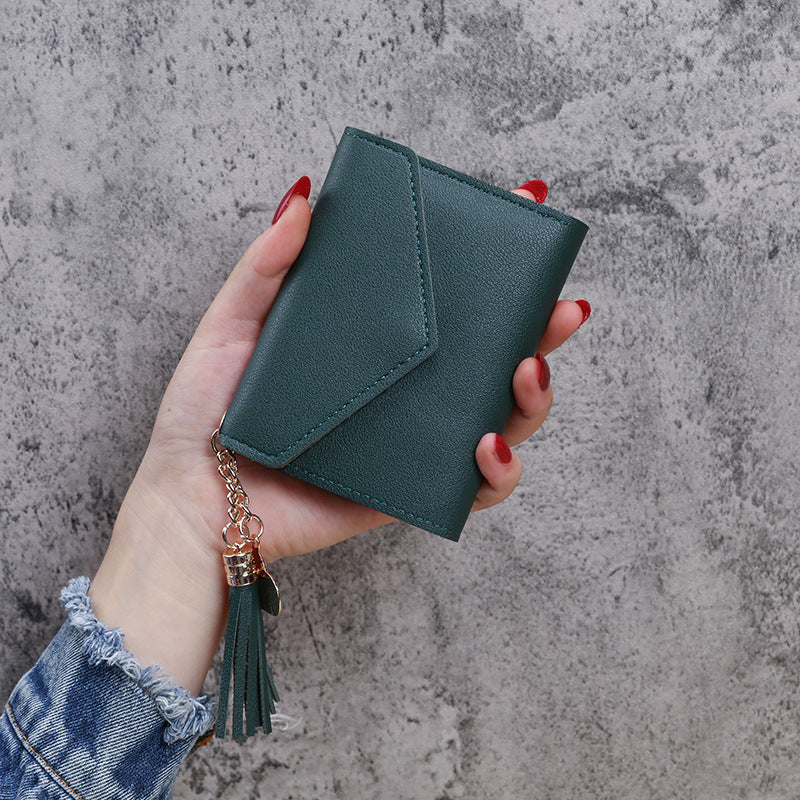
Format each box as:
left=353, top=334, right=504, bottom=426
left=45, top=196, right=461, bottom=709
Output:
left=88, top=477, right=229, bottom=696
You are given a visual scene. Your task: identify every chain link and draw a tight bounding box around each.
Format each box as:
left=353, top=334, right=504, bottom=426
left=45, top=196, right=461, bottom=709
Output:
left=211, top=423, right=264, bottom=550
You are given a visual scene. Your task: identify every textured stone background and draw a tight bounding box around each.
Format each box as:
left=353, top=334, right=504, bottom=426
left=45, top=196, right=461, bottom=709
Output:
left=2, top=1, right=799, bottom=797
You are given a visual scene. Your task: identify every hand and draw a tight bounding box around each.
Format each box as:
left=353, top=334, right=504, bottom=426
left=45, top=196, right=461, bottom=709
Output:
left=132, top=179, right=590, bottom=562
left=87, top=177, right=591, bottom=694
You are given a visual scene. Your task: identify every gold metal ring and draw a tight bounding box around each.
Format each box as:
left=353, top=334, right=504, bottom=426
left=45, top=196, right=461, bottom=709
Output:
left=221, top=520, right=250, bottom=548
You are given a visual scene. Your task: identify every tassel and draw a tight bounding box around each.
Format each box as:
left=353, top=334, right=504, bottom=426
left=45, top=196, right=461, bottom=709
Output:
left=215, top=542, right=280, bottom=740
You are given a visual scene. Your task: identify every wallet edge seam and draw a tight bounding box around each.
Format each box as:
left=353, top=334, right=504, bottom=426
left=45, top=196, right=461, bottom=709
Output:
left=279, top=461, right=459, bottom=540
left=418, top=160, right=575, bottom=227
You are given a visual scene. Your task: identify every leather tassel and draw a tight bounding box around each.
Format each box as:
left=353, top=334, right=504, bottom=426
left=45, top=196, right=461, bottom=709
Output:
left=215, top=544, right=280, bottom=740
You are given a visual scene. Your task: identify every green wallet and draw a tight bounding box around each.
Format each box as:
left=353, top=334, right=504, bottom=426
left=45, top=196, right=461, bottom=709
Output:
left=218, top=127, right=588, bottom=541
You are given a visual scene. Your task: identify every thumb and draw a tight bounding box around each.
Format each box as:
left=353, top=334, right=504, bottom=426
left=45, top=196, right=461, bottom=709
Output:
left=194, top=176, right=312, bottom=349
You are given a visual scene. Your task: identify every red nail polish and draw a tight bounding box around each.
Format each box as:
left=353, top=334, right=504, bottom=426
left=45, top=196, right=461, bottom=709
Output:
left=576, top=299, right=592, bottom=325
left=534, top=352, right=550, bottom=391
left=272, top=175, right=311, bottom=224
left=516, top=179, right=548, bottom=203
left=494, top=433, right=513, bottom=464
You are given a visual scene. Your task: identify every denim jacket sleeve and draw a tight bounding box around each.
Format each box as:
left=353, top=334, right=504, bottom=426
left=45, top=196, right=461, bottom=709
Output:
left=0, top=576, right=217, bottom=800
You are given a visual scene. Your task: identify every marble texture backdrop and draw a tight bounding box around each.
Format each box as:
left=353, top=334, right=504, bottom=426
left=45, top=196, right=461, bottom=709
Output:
left=2, top=1, right=799, bottom=797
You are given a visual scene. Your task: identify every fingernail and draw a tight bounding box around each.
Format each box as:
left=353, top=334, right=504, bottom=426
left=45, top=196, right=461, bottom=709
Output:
left=272, top=175, right=311, bottom=224
left=494, top=433, right=513, bottom=464
left=576, top=299, right=592, bottom=325
left=516, top=179, right=548, bottom=203
left=534, top=352, right=550, bottom=391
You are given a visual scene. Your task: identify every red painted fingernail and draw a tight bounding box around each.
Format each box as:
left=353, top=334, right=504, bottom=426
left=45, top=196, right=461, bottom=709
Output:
left=516, top=179, right=548, bottom=203
left=494, top=433, right=513, bottom=464
left=534, top=352, right=550, bottom=391
left=272, top=175, right=311, bottom=224
left=576, top=299, right=592, bottom=325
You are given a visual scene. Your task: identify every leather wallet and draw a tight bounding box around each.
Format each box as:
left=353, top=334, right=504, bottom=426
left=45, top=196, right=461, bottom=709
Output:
left=218, top=127, right=588, bottom=542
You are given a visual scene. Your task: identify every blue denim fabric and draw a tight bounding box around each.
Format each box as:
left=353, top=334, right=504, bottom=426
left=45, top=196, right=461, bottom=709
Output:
left=0, top=576, right=217, bottom=800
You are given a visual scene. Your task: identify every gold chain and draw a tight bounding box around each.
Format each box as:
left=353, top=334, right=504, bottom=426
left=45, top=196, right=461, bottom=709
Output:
left=211, top=420, right=264, bottom=551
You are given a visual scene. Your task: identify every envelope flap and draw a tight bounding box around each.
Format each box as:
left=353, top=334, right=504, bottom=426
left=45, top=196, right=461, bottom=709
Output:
left=219, top=128, right=439, bottom=467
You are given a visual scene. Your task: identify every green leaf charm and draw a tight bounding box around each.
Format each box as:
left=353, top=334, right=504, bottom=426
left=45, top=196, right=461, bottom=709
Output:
left=257, top=571, right=282, bottom=616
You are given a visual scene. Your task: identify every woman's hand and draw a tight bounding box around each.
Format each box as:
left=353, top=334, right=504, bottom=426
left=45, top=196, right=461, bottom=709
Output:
left=87, top=177, right=591, bottom=694
left=133, top=177, right=590, bottom=564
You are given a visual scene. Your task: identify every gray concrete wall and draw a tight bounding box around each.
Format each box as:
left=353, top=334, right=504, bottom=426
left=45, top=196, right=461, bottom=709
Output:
left=2, top=1, right=799, bottom=797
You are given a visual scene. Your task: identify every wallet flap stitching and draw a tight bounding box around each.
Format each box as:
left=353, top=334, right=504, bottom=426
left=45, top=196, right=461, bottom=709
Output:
left=220, top=129, right=439, bottom=467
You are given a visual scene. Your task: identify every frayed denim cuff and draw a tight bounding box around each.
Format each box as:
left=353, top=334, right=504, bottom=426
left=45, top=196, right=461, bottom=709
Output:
left=60, top=575, right=216, bottom=745
left=1, top=576, right=218, bottom=800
